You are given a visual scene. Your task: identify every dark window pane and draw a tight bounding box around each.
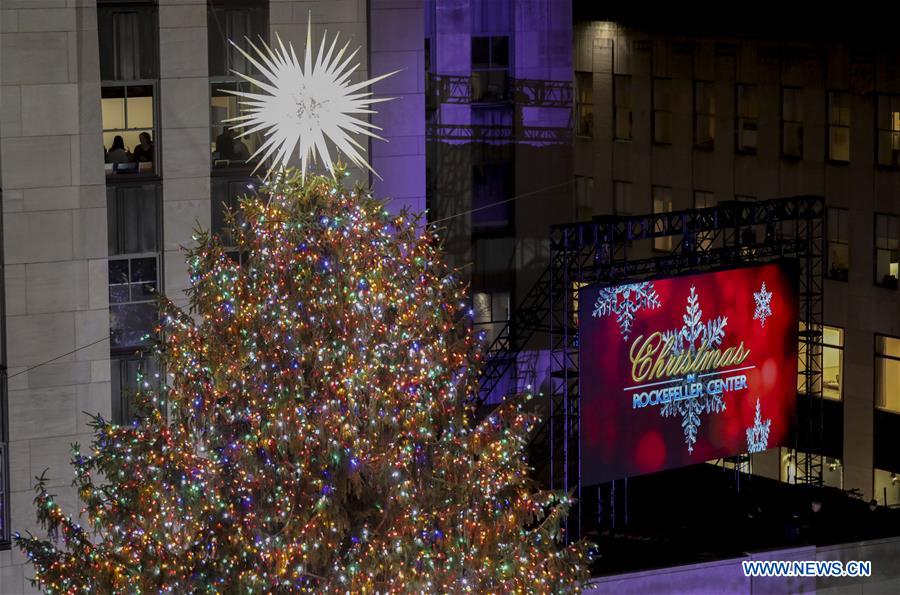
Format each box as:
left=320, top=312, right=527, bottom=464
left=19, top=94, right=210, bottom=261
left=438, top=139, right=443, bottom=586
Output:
left=472, top=36, right=490, bottom=68
left=208, top=4, right=267, bottom=78
left=109, top=284, right=130, bottom=304
left=472, top=163, right=512, bottom=229
left=491, top=36, right=509, bottom=67
left=109, top=260, right=129, bottom=284
left=108, top=184, right=159, bottom=255
left=130, top=257, right=157, bottom=283
left=132, top=282, right=157, bottom=302
left=110, top=303, right=157, bottom=350
left=98, top=5, right=158, bottom=81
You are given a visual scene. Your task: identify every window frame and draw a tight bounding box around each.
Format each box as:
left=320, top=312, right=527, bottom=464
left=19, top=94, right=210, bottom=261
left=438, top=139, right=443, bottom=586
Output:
left=874, top=212, right=900, bottom=289
left=107, top=183, right=162, bottom=353
left=471, top=35, right=511, bottom=105
left=735, top=82, right=758, bottom=154
left=574, top=71, right=594, bottom=138
left=652, top=185, right=674, bottom=251
left=473, top=290, right=511, bottom=347
left=827, top=90, right=851, bottom=163
left=111, top=352, right=163, bottom=426
left=613, top=74, right=632, bottom=141
left=826, top=207, right=849, bottom=282
left=875, top=334, right=900, bottom=414
left=876, top=93, right=900, bottom=169
left=781, top=86, right=803, bottom=159
left=652, top=78, right=673, bottom=145
left=208, top=1, right=269, bottom=174
left=693, top=80, right=716, bottom=150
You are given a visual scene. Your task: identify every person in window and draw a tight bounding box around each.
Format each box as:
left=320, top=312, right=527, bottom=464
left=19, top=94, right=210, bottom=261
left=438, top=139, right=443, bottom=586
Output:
left=215, top=127, right=238, bottom=161
left=132, top=132, right=154, bottom=163
left=232, top=136, right=251, bottom=162
left=106, top=135, right=131, bottom=164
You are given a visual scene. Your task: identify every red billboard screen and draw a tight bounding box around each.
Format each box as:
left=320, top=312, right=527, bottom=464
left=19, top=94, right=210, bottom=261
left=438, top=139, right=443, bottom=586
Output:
left=579, top=261, right=799, bottom=485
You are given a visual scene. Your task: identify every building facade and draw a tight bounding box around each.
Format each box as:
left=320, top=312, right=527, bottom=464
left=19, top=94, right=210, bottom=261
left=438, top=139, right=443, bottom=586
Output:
left=0, top=1, right=423, bottom=592
left=572, top=18, right=900, bottom=503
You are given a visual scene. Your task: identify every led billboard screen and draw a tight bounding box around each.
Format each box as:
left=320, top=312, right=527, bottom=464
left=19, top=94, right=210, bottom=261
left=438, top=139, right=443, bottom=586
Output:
left=579, top=261, right=799, bottom=485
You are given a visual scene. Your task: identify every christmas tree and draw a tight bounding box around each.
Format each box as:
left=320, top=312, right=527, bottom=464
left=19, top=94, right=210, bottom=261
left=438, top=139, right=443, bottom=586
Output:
left=16, top=169, right=591, bottom=592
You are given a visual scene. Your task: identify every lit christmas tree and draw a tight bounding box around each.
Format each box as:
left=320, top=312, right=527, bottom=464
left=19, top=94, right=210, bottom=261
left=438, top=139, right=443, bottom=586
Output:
left=15, top=168, right=590, bottom=592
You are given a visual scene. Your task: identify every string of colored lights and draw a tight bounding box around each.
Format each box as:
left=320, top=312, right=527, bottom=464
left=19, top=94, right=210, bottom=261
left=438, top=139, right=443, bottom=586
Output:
left=16, top=167, right=591, bottom=593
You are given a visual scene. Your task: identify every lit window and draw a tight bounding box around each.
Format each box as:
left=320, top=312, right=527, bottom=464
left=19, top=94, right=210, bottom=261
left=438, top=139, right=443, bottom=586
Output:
left=797, top=324, right=844, bottom=401
left=694, top=190, right=714, bottom=209
left=653, top=78, right=672, bottom=144
left=876, top=94, right=900, bottom=168
left=828, top=91, right=851, bottom=162
left=208, top=2, right=268, bottom=170
left=98, top=2, right=158, bottom=177
left=614, top=75, right=632, bottom=141
left=574, top=72, right=594, bottom=137
left=875, top=213, right=899, bottom=288
left=780, top=449, right=842, bottom=489
left=827, top=207, right=849, bottom=281
left=652, top=186, right=674, bottom=251
left=694, top=81, right=716, bottom=149
left=574, top=176, right=594, bottom=221
left=614, top=181, right=632, bottom=215
left=736, top=83, right=758, bottom=153
left=782, top=87, right=803, bottom=158
left=874, top=468, right=900, bottom=507
left=471, top=36, right=510, bottom=103
left=875, top=335, right=900, bottom=414
left=473, top=292, right=510, bottom=347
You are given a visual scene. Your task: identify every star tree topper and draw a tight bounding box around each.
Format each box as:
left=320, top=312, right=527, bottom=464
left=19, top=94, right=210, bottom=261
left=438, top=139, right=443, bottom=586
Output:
left=225, top=20, right=398, bottom=180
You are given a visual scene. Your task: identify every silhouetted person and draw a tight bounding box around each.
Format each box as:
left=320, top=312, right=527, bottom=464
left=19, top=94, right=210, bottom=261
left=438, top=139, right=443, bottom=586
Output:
left=106, top=135, right=130, bottom=164
left=216, top=127, right=237, bottom=160
left=232, top=136, right=250, bottom=161
left=132, top=131, right=154, bottom=163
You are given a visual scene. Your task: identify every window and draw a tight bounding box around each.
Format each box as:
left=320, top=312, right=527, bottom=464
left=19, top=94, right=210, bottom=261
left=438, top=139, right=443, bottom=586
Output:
left=652, top=186, right=674, bottom=251
left=876, top=94, right=900, bottom=168
left=875, top=213, right=899, bottom=288
left=822, top=326, right=844, bottom=400
left=613, top=181, right=632, bottom=215
left=694, top=81, right=716, bottom=149
left=98, top=2, right=159, bottom=177
left=471, top=36, right=510, bottom=103
left=653, top=78, right=672, bottom=144
left=797, top=324, right=843, bottom=400
left=736, top=83, right=758, bottom=153
left=781, top=449, right=842, bottom=489
left=208, top=1, right=268, bottom=170
left=694, top=190, right=714, bottom=209
left=111, top=355, right=162, bottom=425
left=614, top=75, right=632, bottom=141
left=782, top=87, right=803, bottom=158
left=212, top=176, right=258, bottom=261
left=472, top=163, right=513, bottom=231
left=827, top=207, right=849, bottom=281
left=575, top=72, right=594, bottom=137
left=574, top=176, right=594, bottom=220
left=108, top=184, right=160, bottom=351
left=876, top=335, right=900, bottom=414
left=473, top=291, right=509, bottom=346
left=874, top=468, right=900, bottom=507
left=828, top=91, right=851, bottom=162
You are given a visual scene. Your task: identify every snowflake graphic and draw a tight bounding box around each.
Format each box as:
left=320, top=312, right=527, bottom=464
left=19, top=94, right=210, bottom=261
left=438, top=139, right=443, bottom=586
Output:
left=753, top=281, right=773, bottom=327
left=592, top=282, right=661, bottom=340
left=659, top=286, right=729, bottom=453
left=746, top=398, right=771, bottom=453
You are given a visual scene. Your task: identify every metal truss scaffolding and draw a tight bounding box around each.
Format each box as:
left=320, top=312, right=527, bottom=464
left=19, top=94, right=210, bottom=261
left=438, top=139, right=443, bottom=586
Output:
left=545, top=197, right=825, bottom=541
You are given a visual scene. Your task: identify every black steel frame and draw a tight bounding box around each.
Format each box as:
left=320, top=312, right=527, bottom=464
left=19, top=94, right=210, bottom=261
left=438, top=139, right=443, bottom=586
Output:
left=547, top=196, right=825, bottom=540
